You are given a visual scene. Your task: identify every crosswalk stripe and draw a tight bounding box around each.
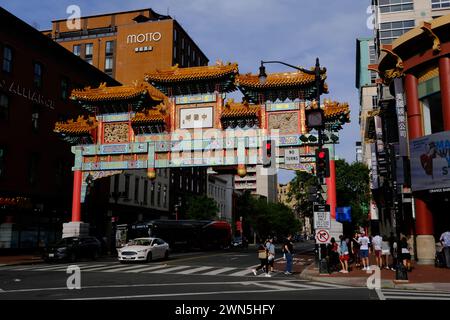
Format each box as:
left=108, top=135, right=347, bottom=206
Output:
left=176, top=266, right=215, bottom=275
left=202, top=267, right=236, bottom=275
left=126, top=265, right=168, bottom=273
left=31, top=264, right=92, bottom=271
left=307, top=281, right=348, bottom=288
left=81, top=264, right=127, bottom=272
left=252, top=282, right=297, bottom=291
left=103, top=265, right=154, bottom=273
left=275, top=281, right=320, bottom=289
left=386, top=296, right=450, bottom=300
left=227, top=269, right=254, bottom=277
left=151, top=265, right=192, bottom=273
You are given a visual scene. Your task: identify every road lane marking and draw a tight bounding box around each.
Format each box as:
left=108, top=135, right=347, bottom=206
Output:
left=81, top=264, right=130, bottom=272
left=65, top=288, right=296, bottom=300
left=202, top=267, right=236, bottom=275
left=275, top=281, right=320, bottom=289
left=176, top=266, right=215, bottom=274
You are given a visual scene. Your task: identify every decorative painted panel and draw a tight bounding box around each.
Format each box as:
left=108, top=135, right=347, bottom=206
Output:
left=265, top=102, right=299, bottom=112
left=176, top=94, right=216, bottom=105
left=268, top=112, right=299, bottom=134
left=103, top=122, right=129, bottom=143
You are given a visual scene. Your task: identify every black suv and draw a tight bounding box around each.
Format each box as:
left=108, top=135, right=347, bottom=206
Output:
left=43, top=236, right=101, bottom=262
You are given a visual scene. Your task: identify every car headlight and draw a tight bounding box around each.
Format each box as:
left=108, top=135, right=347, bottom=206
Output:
left=137, top=249, right=147, bottom=253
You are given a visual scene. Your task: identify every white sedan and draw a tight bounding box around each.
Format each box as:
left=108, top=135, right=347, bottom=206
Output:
left=117, top=237, right=170, bottom=263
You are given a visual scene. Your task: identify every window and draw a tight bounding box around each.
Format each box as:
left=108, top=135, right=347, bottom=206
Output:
left=61, top=77, right=69, bottom=100
left=125, top=175, right=130, bottom=198
left=143, top=180, right=148, bottom=205
left=163, top=185, right=167, bottom=207
left=173, top=46, right=177, bottom=59
left=134, top=177, right=139, bottom=202
left=422, top=93, right=443, bottom=134
left=0, top=147, right=5, bottom=177
left=85, top=43, right=93, bottom=57
left=151, top=182, right=155, bottom=206
left=157, top=184, right=161, bottom=207
left=2, top=46, right=12, bottom=73
left=73, top=44, right=81, bottom=56
left=432, top=0, right=450, bottom=9
left=105, top=41, right=114, bottom=55
left=31, top=105, right=40, bottom=132
left=114, top=174, right=120, bottom=194
left=174, top=29, right=177, bottom=42
left=379, top=20, right=414, bottom=44
left=33, top=62, right=43, bottom=88
left=105, top=57, right=113, bottom=71
left=0, top=93, right=9, bottom=120
left=29, top=153, right=39, bottom=186
left=379, top=0, right=413, bottom=13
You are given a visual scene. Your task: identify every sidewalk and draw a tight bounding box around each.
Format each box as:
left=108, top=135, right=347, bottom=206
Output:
left=297, top=259, right=450, bottom=292
left=0, top=254, right=44, bottom=266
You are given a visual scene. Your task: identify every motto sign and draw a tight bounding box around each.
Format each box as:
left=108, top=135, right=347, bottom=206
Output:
left=315, top=229, right=330, bottom=244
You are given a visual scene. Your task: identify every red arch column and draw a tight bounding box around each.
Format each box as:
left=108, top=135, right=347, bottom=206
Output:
left=326, top=160, right=336, bottom=220
left=439, top=56, right=450, bottom=130
left=71, top=170, right=82, bottom=222
left=405, top=73, right=435, bottom=264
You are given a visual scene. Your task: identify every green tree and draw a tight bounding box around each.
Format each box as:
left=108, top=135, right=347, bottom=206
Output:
left=234, top=192, right=300, bottom=240
left=287, top=170, right=316, bottom=218
left=185, top=195, right=219, bottom=220
left=335, top=159, right=370, bottom=227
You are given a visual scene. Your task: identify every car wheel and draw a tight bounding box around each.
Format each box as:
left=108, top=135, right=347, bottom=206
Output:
left=69, top=252, right=77, bottom=263
left=146, top=252, right=152, bottom=263
left=164, top=250, right=169, bottom=260
left=92, top=250, right=99, bottom=260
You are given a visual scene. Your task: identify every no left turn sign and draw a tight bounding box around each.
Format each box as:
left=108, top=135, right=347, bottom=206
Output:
left=315, top=229, right=330, bottom=244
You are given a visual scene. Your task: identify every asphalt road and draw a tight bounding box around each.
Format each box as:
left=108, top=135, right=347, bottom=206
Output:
left=1, top=241, right=448, bottom=304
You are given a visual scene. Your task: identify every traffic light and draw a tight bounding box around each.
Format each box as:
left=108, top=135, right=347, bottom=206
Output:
left=315, top=148, right=330, bottom=178
left=262, top=139, right=275, bottom=168
left=305, top=108, right=324, bottom=130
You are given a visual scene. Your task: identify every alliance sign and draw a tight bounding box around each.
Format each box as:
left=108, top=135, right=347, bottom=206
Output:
left=410, top=131, right=450, bottom=192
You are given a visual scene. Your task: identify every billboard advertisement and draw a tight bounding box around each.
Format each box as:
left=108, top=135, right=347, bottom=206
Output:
left=410, top=131, right=450, bottom=192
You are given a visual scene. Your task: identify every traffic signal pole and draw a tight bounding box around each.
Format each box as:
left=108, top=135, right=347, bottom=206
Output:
left=325, top=144, right=336, bottom=220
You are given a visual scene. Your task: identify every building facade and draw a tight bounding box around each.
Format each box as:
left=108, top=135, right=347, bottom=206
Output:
left=45, top=8, right=209, bottom=84
left=207, top=174, right=234, bottom=223
left=0, top=7, right=118, bottom=249
left=376, top=14, right=450, bottom=264
left=363, top=1, right=450, bottom=264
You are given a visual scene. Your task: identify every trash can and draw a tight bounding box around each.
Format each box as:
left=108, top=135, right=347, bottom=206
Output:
left=319, top=258, right=329, bottom=274
left=396, top=263, right=408, bottom=280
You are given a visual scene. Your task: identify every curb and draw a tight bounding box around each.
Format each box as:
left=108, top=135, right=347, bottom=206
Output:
left=298, top=263, right=450, bottom=292
left=0, top=259, right=45, bottom=267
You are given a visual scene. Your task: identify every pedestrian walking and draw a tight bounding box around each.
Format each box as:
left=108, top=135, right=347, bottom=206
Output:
left=440, top=229, right=450, bottom=268
left=339, top=235, right=349, bottom=273
left=252, top=240, right=270, bottom=276
left=400, top=237, right=412, bottom=271
left=358, top=232, right=370, bottom=271
left=328, top=237, right=339, bottom=272
left=283, top=234, right=294, bottom=275
left=352, top=233, right=361, bottom=268
left=266, top=238, right=276, bottom=273
left=372, top=233, right=383, bottom=269
left=381, top=236, right=391, bottom=270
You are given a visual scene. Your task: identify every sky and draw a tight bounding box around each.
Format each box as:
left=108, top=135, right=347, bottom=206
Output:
left=0, top=0, right=373, bottom=183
